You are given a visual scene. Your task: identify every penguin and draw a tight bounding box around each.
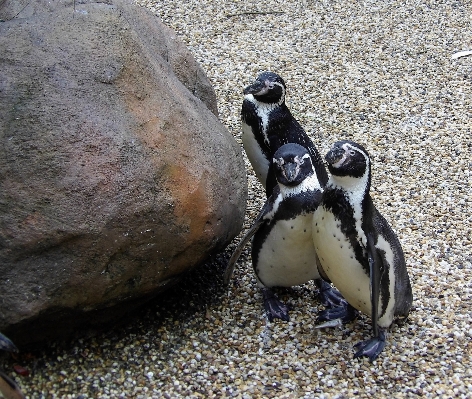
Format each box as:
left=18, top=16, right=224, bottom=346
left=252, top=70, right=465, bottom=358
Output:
left=312, top=140, right=413, bottom=361
left=0, top=333, right=25, bottom=399
left=224, top=143, right=354, bottom=322
left=241, top=72, right=328, bottom=196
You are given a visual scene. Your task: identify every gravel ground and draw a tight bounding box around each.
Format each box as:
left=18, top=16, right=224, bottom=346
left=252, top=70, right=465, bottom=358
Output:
left=2, top=0, right=472, bottom=397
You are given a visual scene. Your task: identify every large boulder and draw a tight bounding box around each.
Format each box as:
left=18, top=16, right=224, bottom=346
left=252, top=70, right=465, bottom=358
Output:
left=0, top=0, right=247, bottom=346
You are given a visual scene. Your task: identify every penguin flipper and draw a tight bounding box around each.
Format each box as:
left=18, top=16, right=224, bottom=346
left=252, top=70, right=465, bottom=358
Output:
left=0, top=370, right=26, bottom=399
left=367, top=231, right=382, bottom=337
left=223, top=191, right=279, bottom=286
left=352, top=232, right=387, bottom=361
left=0, top=333, right=18, bottom=353
left=223, top=219, right=262, bottom=286
left=264, top=162, right=277, bottom=198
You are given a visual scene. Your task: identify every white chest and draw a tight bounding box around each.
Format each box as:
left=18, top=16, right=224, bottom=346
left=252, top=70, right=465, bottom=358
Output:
left=312, top=207, right=397, bottom=327
left=312, top=207, right=372, bottom=315
left=256, top=214, right=320, bottom=287
left=242, top=121, right=269, bottom=188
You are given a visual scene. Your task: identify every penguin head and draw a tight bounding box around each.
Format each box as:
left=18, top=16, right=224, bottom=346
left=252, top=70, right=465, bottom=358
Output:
left=325, top=140, right=370, bottom=180
left=243, top=72, right=286, bottom=105
left=272, top=143, right=314, bottom=187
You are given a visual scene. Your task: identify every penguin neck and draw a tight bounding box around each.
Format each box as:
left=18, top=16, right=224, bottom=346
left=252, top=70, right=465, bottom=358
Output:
left=328, top=169, right=370, bottom=198
left=278, top=172, right=321, bottom=198
left=244, top=93, right=285, bottom=145
left=328, top=170, right=371, bottom=247
left=244, top=93, right=285, bottom=108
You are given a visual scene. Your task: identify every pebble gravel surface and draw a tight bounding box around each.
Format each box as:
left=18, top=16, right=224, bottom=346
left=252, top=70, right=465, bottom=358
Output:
left=2, top=0, right=471, bottom=398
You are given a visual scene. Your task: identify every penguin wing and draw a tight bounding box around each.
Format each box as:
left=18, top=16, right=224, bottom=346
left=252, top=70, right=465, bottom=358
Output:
left=241, top=99, right=266, bottom=147
left=223, top=216, right=264, bottom=286
left=0, top=371, right=25, bottom=399
left=366, top=231, right=383, bottom=336
left=315, top=252, right=331, bottom=283
left=241, top=98, right=255, bottom=122
left=223, top=191, right=279, bottom=286
left=372, top=208, right=413, bottom=318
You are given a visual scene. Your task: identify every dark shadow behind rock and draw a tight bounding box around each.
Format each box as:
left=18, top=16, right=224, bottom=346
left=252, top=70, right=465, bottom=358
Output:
left=0, top=0, right=247, bottom=347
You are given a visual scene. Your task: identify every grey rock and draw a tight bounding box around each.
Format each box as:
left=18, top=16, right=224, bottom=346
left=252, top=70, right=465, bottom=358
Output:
left=0, top=0, right=247, bottom=346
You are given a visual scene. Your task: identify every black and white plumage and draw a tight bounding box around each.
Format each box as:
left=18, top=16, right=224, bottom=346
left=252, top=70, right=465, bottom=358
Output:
left=312, top=140, right=413, bottom=361
left=224, top=143, right=350, bottom=322
left=0, top=332, right=25, bottom=399
left=241, top=72, right=328, bottom=196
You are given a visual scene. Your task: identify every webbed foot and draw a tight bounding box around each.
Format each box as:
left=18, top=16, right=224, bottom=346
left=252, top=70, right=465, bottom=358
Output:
left=315, top=279, right=346, bottom=308
left=317, top=303, right=358, bottom=324
left=262, top=288, right=290, bottom=322
left=353, top=329, right=387, bottom=362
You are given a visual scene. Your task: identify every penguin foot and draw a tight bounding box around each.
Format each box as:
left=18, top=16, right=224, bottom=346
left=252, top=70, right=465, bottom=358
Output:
left=262, top=288, right=290, bottom=322
left=353, top=330, right=387, bottom=362
left=317, top=304, right=358, bottom=324
left=0, top=333, right=18, bottom=353
left=315, top=279, right=347, bottom=308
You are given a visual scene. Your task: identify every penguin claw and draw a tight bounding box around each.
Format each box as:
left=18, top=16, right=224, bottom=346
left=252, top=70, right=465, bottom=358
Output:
left=353, top=330, right=387, bottom=362
left=317, top=304, right=358, bottom=323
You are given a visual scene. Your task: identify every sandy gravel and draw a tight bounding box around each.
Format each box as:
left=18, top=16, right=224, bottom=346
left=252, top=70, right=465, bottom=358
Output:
left=2, top=0, right=471, bottom=397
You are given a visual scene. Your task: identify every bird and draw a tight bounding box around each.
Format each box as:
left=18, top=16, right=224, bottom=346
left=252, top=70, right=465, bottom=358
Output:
left=241, top=71, right=328, bottom=197
left=0, top=332, right=25, bottom=399
left=224, top=143, right=354, bottom=322
left=312, top=140, right=413, bottom=361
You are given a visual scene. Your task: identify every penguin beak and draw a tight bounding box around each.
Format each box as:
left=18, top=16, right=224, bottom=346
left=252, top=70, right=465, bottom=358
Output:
left=281, top=162, right=299, bottom=183
left=243, top=79, right=269, bottom=95
left=325, top=146, right=345, bottom=166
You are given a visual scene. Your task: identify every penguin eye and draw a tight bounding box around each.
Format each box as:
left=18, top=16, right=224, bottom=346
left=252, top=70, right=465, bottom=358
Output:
left=266, top=81, right=275, bottom=89
left=349, top=150, right=356, bottom=156
left=274, top=157, right=284, bottom=166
